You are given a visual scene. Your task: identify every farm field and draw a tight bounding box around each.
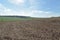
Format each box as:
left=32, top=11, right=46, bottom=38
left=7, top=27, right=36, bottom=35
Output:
left=0, top=17, right=60, bottom=40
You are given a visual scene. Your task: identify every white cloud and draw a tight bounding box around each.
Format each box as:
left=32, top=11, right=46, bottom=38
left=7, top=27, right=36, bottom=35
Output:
left=8, top=0, right=25, bottom=5
left=0, top=3, right=32, bottom=16
left=31, top=10, right=53, bottom=17
left=31, top=10, right=60, bottom=18
left=31, top=10, right=51, bottom=14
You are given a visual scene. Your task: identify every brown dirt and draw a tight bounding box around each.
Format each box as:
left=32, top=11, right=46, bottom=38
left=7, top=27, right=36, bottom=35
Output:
left=0, top=18, right=60, bottom=40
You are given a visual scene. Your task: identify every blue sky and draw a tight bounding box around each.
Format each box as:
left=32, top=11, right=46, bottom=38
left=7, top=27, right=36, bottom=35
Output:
left=0, top=0, right=60, bottom=17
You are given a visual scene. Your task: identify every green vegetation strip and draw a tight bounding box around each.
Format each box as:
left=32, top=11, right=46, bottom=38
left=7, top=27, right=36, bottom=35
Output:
left=0, top=17, right=32, bottom=22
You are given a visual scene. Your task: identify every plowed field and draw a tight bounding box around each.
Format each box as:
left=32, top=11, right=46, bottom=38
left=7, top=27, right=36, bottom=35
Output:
left=0, top=18, right=60, bottom=40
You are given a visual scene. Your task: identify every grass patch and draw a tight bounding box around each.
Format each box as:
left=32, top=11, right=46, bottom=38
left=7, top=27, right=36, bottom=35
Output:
left=0, top=17, right=32, bottom=22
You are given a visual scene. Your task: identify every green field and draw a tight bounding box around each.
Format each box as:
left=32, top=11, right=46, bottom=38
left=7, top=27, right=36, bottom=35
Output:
left=0, top=17, right=32, bottom=21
